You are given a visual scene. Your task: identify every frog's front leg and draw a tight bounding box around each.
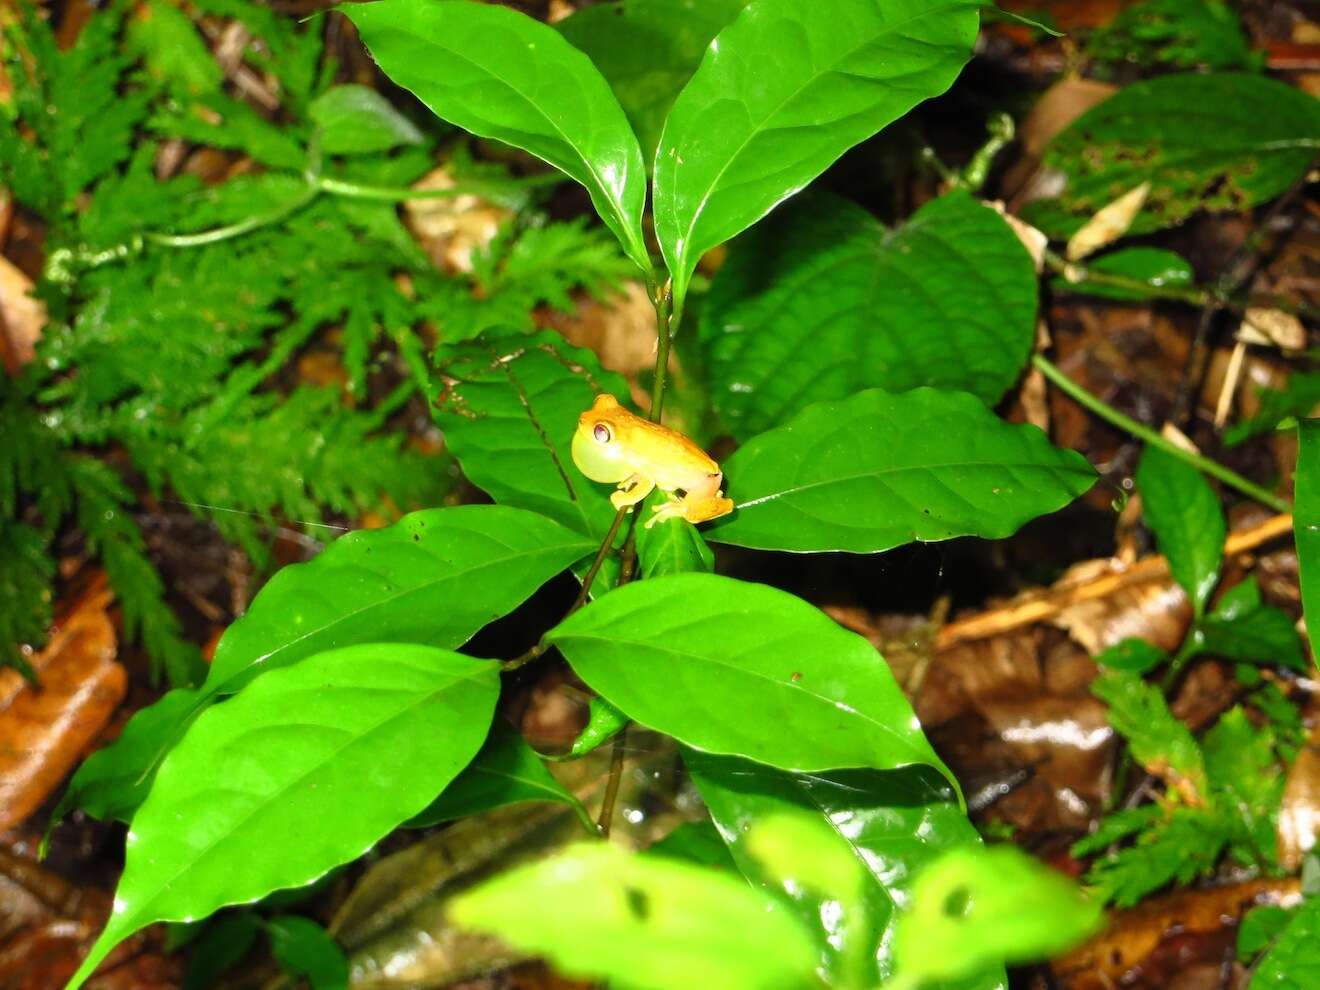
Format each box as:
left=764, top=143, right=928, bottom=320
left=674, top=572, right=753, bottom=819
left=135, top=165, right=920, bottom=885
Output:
left=610, top=474, right=655, bottom=511
left=645, top=473, right=734, bottom=528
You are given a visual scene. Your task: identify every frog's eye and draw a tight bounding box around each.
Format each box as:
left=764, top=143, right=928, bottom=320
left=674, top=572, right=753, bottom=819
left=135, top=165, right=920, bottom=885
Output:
left=593, top=423, right=612, bottom=444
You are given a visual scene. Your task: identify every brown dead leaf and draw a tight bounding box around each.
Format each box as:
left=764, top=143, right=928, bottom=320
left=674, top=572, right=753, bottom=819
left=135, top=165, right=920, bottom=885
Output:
left=1239, top=307, right=1307, bottom=350
left=1278, top=715, right=1320, bottom=871
left=1054, top=878, right=1299, bottom=990
left=405, top=167, right=511, bottom=274
left=0, top=581, right=125, bottom=832
left=0, top=252, right=45, bottom=375
left=1066, top=183, right=1150, bottom=262
left=1005, top=76, right=1118, bottom=204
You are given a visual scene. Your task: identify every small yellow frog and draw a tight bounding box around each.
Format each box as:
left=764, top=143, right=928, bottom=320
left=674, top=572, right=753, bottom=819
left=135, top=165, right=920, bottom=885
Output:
left=571, top=394, right=734, bottom=528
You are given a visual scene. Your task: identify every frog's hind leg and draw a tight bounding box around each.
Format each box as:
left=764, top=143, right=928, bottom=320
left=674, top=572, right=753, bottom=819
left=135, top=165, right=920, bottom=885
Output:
left=610, top=474, right=655, bottom=511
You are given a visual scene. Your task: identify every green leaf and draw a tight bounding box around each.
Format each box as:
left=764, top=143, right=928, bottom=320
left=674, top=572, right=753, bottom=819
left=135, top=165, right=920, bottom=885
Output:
left=637, top=491, right=715, bottom=577
left=309, top=84, right=425, bottom=155
left=449, top=842, right=819, bottom=990
left=432, top=331, right=632, bottom=593
left=128, top=0, right=223, bottom=95
left=206, top=504, right=592, bottom=693
left=1055, top=247, right=1195, bottom=302
left=1137, top=445, right=1224, bottom=614
left=1092, top=670, right=1206, bottom=802
left=1036, top=74, right=1320, bottom=236
left=894, top=845, right=1102, bottom=982
left=64, top=643, right=500, bottom=990
left=1198, top=606, right=1307, bottom=671
left=1227, top=376, right=1320, bottom=447
left=1250, top=895, right=1320, bottom=989
left=344, top=0, right=651, bottom=271
left=567, top=695, right=630, bottom=758
left=405, top=720, right=590, bottom=829
left=700, top=190, right=1038, bottom=438
left=182, top=912, right=260, bottom=990
left=705, top=388, right=1095, bottom=553
left=267, top=916, right=348, bottom=990
left=52, top=687, right=202, bottom=826
left=1203, top=707, right=1281, bottom=866
left=1094, top=637, right=1168, bottom=674
left=1086, top=0, right=1258, bottom=73
left=1078, top=806, right=1228, bottom=906
left=648, top=819, right=738, bottom=871
left=1238, top=904, right=1292, bottom=963
left=556, top=0, right=748, bottom=166
left=687, top=751, right=1002, bottom=989
left=1297, top=420, right=1320, bottom=664
left=57, top=506, right=588, bottom=829
left=548, top=574, right=957, bottom=788
left=652, top=0, right=979, bottom=306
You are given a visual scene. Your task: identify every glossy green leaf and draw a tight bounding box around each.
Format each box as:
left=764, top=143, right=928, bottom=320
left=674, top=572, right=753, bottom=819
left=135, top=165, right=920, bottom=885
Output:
left=206, top=504, right=592, bottom=693
left=267, top=916, right=348, bottom=990
left=548, top=574, right=956, bottom=787
left=52, top=686, right=202, bottom=827
left=687, top=751, right=1002, bottom=989
left=653, top=0, right=979, bottom=307
left=567, top=695, right=630, bottom=758
left=1297, top=420, right=1320, bottom=666
left=309, top=84, right=424, bottom=155
left=1095, top=637, right=1167, bottom=674
left=1036, top=74, right=1320, bottom=236
left=700, top=190, right=1038, bottom=438
left=450, top=842, right=818, bottom=990
left=64, top=643, right=499, bottom=990
left=405, top=719, right=590, bottom=829
left=1137, top=445, right=1224, bottom=614
left=432, top=331, right=628, bottom=542
left=557, top=0, right=748, bottom=165
left=637, top=491, right=715, bottom=577
left=1055, top=247, right=1195, bottom=302
left=1250, top=895, right=1320, bottom=989
left=894, top=845, right=1102, bottom=983
left=648, top=819, right=738, bottom=871
left=705, top=388, right=1095, bottom=553
left=344, top=0, right=650, bottom=271
left=55, top=506, right=588, bottom=829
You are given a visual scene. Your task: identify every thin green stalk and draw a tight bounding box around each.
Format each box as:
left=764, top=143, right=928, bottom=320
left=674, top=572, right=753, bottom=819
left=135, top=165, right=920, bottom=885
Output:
left=648, top=282, right=677, bottom=422
left=312, top=171, right=562, bottom=203
left=1032, top=354, right=1290, bottom=513
left=144, top=186, right=321, bottom=248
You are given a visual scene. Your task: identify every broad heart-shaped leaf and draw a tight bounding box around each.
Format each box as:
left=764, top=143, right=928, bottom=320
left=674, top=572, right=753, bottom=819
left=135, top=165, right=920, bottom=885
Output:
left=556, top=0, right=748, bottom=167
left=1136, top=446, right=1224, bottom=615
left=686, top=751, right=1004, bottom=990
left=894, top=845, right=1101, bottom=984
left=432, top=331, right=632, bottom=593
left=706, top=388, right=1096, bottom=553
left=405, top=719, right=590, bottom=830
left=63, top=644, right=499, bottom=990
left=343, top=0, right=650, bottom=272
left=1297, top=420, right=1320, bottom=666
left=652, top=0, right=979, bottom=307
left=54, top=506, right=591, bottom=827
left=700, top=189, right=1038, bottom=439
left=1033, top=73, right=1320, bottom=237
left=547, top=573, right=957, bottom=789
left=449, top=842, right=819, bottom=990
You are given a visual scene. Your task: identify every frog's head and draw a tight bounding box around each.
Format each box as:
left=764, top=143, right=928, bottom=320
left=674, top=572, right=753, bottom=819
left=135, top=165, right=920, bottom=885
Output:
left=572, top=394, right=632, bottom=483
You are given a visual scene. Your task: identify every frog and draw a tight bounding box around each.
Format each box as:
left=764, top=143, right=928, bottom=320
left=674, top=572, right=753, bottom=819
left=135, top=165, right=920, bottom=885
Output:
left=571, top=394, right=734, bottom=528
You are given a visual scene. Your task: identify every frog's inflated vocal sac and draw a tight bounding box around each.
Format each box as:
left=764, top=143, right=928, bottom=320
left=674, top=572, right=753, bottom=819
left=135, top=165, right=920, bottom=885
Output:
left=571, top=394, right=734, bottom=529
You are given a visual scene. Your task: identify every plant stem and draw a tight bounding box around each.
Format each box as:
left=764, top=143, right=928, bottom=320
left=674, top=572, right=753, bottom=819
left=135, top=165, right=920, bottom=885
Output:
left=595, top=726, right=628, bottom=837
left=648, top=281, right=677, bottom=422
left=311, top=171, right=561, bottom=203
left=1032, top=354, right=1290, bottom=513
left=144, top=186, right=321, bottom=248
